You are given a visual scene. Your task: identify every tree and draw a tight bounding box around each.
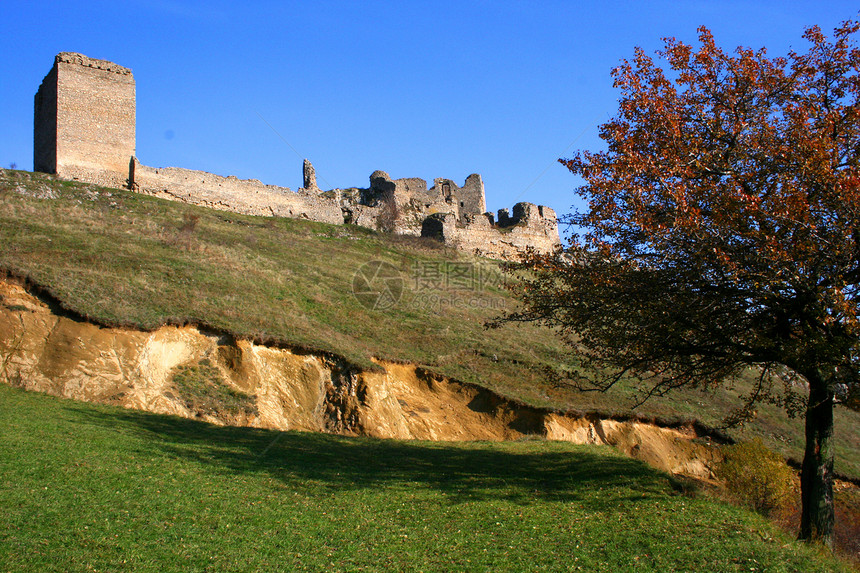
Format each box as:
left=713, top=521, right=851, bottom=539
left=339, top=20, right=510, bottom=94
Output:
left=493, top=22, right=860, bottom=547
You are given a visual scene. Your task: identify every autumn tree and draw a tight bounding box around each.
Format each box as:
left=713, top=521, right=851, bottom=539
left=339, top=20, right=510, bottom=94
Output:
left=493, top=22, right=860, bottom=546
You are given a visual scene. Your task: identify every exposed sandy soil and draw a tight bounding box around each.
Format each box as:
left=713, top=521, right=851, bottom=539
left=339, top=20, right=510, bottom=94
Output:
left=0, top=279, right=719, bottom=478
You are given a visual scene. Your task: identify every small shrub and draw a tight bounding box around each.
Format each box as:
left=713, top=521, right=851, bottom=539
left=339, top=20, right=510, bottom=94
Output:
left=179, top=212, right=199, bottom=233
left=162, top=212, right=201, bottom=249
left=375, top=193, right=399, bottom=233
left=714, top=439, right=795, bottom=517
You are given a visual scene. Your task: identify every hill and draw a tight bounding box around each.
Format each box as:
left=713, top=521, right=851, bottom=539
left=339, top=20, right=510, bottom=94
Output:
left=0, top=167, right=858, bottom=480
left=0, top=383, right=853, bottom=572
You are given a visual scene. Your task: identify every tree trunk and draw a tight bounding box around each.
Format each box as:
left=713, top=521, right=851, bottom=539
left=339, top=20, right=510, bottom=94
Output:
left=799, top=370, right=835, bottom=547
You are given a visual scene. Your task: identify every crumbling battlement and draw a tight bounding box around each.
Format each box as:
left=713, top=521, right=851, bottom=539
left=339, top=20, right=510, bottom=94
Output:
left=422, top=203, right=560, bottom=260
left=364, top=170, right=487, bottom=235
left=34, top=52, right=560, bottom=259
left=55, top=52, right=133, bottom=75
left=367, top=171, right=485, bottom=220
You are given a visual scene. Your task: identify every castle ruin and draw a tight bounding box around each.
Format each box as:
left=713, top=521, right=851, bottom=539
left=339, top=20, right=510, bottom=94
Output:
left=34, top=53, right=560, bottom=259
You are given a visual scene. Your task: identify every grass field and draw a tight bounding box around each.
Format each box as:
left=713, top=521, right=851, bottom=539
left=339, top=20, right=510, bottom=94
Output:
left=1, top=168, right=859, bottom=481
left=1, top=384, right=853, bottom=572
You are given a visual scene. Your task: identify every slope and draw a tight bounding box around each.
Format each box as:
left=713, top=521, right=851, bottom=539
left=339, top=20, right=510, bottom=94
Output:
left=0, top=168, right=858, bottom=479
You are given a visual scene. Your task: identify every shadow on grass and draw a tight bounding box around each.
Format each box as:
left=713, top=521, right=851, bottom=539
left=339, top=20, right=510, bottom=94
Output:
left=65, top=402, right=673, bottom=508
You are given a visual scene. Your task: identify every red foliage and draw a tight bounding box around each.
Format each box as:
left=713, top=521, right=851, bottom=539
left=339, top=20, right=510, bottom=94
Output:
left=496, top=21, right=860, bottom=547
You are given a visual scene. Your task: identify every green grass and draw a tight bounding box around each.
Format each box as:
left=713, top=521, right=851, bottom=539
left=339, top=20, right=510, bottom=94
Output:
left=0, top=384, right=851, bottom=572
left=0, top=168, right=858, bottom=480
left=169, top=361, right=257, bottom=417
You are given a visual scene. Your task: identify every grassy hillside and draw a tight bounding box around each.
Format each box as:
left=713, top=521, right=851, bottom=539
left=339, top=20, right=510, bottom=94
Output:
left=0, top=384, right=852, bottom=572
left=0, top=168, right=858, bottom=479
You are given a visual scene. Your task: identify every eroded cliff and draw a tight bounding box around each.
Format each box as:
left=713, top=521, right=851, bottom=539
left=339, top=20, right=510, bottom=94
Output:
left=0, top=279, right=717, bottom=478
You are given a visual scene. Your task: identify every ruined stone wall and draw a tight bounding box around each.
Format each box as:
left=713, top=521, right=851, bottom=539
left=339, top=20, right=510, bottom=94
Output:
left=369, top=171, right=489, bottom=236
left=34, top=53, right=135, bottom=189
left=130, top=158, right=560, bottom=258
left=423, top=202, right=561, bottom=259
left=461, top=174, right=486, bottom=214
left=368, top=171, right=446, bottom=235
left=431, top=174, right=485, bottom=217
left=130, top=158, right=347, bottom=223
left=33, top=52, right=561, bottom=259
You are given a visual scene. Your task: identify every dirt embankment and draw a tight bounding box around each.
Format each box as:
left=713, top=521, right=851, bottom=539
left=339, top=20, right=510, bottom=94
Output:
left=0, top=279, right=718, bottom=478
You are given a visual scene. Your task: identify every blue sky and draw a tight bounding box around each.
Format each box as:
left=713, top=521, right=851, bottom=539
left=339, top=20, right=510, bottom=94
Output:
left=1, top=1, right=857, bottom=216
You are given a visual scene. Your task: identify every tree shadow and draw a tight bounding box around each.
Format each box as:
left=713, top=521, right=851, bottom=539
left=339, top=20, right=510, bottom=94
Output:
left=66, top=403, right=674, bottom=508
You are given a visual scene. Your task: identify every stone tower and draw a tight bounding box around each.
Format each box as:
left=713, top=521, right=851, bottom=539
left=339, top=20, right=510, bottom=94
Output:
left=34, top=52, right=135, bottom=189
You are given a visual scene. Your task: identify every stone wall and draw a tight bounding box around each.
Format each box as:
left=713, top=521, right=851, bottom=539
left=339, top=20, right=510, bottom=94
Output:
left=130, top=158, right=346, bottom=224
left=129, top=159, right=560, bottom=259
left=34, top=52, right=562, bottom=259
left=433, top=173, right=485, bottom=218
left=368, top=171, right=488, bottom=236
left=422, top=203, right=561, bottom=260
left=34, top=52, right=135, bottom=190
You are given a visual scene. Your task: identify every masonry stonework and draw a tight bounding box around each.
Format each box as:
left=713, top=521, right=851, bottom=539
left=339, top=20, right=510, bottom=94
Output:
left=35, top=53, right=135, bottom=190
left=302, top=159, right=318, bottom=192
left=421, top=204, right=560, bottom=260
left=34, top=53, right=560, bottom=259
